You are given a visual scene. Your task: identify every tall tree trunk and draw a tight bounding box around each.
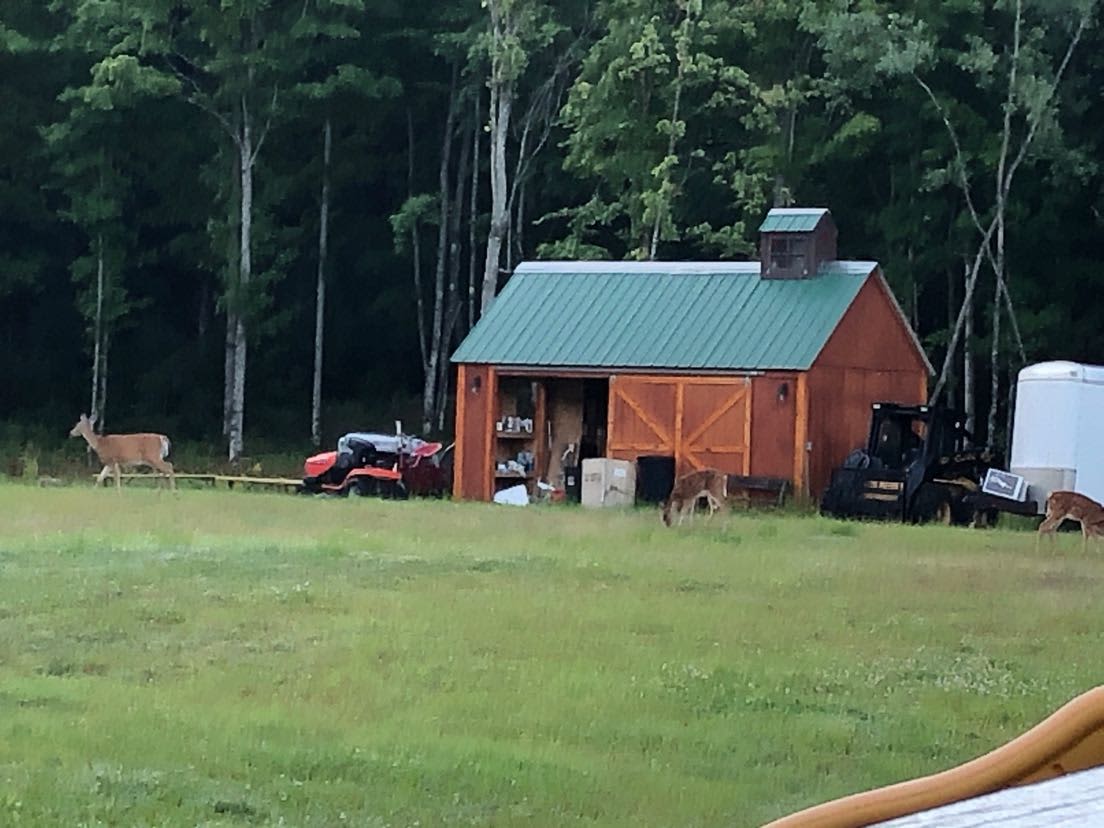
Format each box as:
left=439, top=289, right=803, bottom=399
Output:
left=197, top=278, right=210, bottom=343
left=480, top=40, right=514, bottom=316
left=223, top=312, right=236, bottom=437
left=467, top=89, right=481, bottom=332
left=223, top=149, right=241, bottom=439
left=436, top=106, right=473, bottom=432
left=963, top=262, right=974, bottom=439
left=649, top=16, right=688, bottom=261
left=505, top=192, right=513, bottom=273
left=986, top=1, right=1017, bottom=448
left=99, top=333, right=109, bottom=432
left=229, top=97, right=253, bottom=463
left=908, top=243, right=918, bottom=330
left=987, top=289, right=1001, bottom=446
left=514, top=176, right=527, bottom=265
left=930, top=234, right=990, bottom=404
left=90, top=233, right=104, bottom=429
left=944, top=259, right=957, bottom=406
left=423, top=72, right=459, bottom=434
left=480, top=86, right=511, bottom=315
left=407, top=109, right=428, bottom=374
left=311, top=117, right=332, bottom=448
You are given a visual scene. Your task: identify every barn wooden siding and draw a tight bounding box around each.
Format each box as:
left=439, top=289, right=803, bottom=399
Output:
left=455, top=364, right=495, bottom=501
left=805, top=275, right=929, bottom=495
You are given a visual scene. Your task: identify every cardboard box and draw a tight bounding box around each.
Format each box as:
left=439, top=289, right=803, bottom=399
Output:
left=581, top=458, right=636, bottom=508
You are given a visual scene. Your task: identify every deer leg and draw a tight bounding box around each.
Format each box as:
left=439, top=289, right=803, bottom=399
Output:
left=96, top=465, right=111, bottom=487
left=1037, top=516, right=1061, bottom=552
left=153, top=459, right=175, bottom=490
left=710, top=493, right=726, bottom=519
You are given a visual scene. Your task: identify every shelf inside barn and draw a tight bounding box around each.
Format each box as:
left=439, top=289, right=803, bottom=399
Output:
left=492, top=378, right=546, bottom=496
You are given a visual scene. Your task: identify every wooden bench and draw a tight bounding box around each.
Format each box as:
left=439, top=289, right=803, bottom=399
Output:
left=726, top=474, right=790, bottom=508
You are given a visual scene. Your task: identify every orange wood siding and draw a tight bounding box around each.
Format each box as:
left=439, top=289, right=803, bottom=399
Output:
left=607, top=375, right=752, bottom=477
left=805, top=275, right=928, bottom=497
left=453, top=364, right=494, bottom=500
left=805, top=367, right=926, bottom=498
left=815, top=273, right=929, bottom=374
left=749, top=372, right=799, bottom=481
left=794, top=373, right=809, bottom=498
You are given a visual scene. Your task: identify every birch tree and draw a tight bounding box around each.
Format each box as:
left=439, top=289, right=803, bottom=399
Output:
left=550, top=0, right=790, bottom=260
left=44, top=1, right=176, bottom=430
left=391, top=70, right=470, bottom=434
left=158, top=1, right=300, bottom=461
left=814, top=0, right=1094, bottom=444
left=291, top=0, right=401, bottom=446
left=906, top=1, right=1091, bottom=429
left=477, top=0, right=565, bottom=314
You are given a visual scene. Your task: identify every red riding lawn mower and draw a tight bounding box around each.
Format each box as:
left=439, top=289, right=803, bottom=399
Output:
left=301, top=431, right=452, bottom=499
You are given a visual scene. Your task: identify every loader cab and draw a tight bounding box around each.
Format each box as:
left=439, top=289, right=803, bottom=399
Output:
left=866, top=404, right=970, bottom=471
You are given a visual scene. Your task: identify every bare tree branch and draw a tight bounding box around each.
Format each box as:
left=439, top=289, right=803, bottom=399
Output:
left=925, top=2, right=1091, bottom=406
left=164, top=54, right=240, bottom=145
left=250, top=86, right=280, bottom=167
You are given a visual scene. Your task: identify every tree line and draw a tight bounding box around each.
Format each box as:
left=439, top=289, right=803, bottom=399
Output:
left=0, top=0, right=1101, bottom=461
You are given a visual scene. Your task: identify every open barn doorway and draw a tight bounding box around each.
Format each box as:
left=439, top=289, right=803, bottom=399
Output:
left=539, top=377, right=609, bottom=497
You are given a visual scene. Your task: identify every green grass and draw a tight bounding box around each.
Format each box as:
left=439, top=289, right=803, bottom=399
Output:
left=0, top=482, right=1098, bottom=826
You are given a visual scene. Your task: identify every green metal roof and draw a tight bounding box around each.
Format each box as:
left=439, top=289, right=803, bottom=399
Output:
left=451, top=260, right=878, bottom=371
left=758, top=208, right=829, bottom=233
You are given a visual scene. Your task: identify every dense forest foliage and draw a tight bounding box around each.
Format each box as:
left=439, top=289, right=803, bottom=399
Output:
left=1, top=0, right=1101, bottom=460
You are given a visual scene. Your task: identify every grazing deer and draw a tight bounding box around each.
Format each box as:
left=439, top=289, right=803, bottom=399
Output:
left=1036, top=490, right=1104, bottom=552
left=662, top=468, right=728, bottom=527
left=69, top=414, right=175, bottom=491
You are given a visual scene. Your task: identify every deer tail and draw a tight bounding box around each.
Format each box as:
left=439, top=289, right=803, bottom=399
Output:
left=161, top=436, right=171, bottom=460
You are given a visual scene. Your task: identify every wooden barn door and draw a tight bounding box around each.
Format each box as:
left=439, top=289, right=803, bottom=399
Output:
left=607, top=375, right=752, bottom=476
left=607, top=376, right=678, bottom=458
left=681, top=378, right=752, bottom=475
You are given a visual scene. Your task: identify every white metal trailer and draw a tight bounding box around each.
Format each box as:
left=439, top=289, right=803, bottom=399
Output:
left=1010, top=360, right=1104, bottom=514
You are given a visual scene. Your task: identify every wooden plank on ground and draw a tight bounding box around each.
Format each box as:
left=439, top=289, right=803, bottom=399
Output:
left=89, top=473, right=302, bottom=490
left=212, top=475, right=302, bottom=486
left=91, top=473, right=216, bottom=483
left=876, top=765, right=1104, bottom=826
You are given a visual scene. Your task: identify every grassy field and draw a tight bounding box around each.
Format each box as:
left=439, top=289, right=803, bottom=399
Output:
left=0, top=482, right=1099, bottom=826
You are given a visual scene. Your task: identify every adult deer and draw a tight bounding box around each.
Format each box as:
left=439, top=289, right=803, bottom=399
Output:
left=662, top=468, right=727, bottom=527
left=1036, top=490, right=1104, bottom=553
left=69, top=414, right=175, bottom=491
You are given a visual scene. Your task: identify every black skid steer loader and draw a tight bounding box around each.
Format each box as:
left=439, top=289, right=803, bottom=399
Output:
left=820, top=403, right=997, bottom=526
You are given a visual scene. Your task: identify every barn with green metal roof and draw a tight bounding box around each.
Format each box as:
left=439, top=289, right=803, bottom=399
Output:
left=451, top=208, right=932, bottom=503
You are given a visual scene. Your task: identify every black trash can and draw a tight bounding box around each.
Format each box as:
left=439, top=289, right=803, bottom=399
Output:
left=563, top=465, right=581, bottom=503
left=637, top=455, right=676, bottom=503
